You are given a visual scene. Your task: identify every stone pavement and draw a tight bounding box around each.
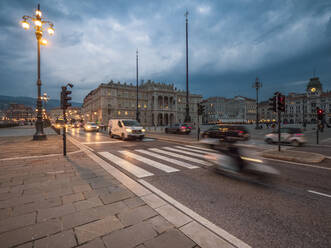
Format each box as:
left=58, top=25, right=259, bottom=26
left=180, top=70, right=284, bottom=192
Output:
left=0, top=127, right=56, bottom=137
left=0, top=135, right=79, bottom=159
left=0, top=136, right=200, bottom=248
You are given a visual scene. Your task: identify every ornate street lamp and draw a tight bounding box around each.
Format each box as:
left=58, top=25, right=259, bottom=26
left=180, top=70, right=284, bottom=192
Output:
left=252, top=77, right=262, bottom=129
left=184, top=11, right=191, bottom=123
left=21, top=4, right=55, bottom=140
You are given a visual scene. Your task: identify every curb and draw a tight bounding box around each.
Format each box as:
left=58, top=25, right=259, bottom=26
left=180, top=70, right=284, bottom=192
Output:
left=261, top=150, right=325, bottom=164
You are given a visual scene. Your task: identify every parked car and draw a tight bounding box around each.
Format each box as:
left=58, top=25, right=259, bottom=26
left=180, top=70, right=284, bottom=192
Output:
left=108, top=119, right=145, bottom=140
left=84, top=122, right=99, bottom=132
left=165, top=124, right=192, bottom=134
left=201, top=125, right=250, bottom=141
left=264, top=127, right=306, bottom=146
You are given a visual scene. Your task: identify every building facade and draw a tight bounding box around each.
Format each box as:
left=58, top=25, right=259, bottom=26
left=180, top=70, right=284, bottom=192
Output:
left=259, top=77, right=331, bottom=124
left=49, top=107, right=82, bottom=122
left=82, top=80, right=203, bottom=126
left=202, top=96, right=256, bottom=124
left=5, top=104, right=35, bottom=121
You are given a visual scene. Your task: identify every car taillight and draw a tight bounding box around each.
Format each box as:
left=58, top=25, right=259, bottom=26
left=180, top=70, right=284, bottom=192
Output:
left=188, top=126, right=191, bottom=129
left=239, top=130, right=244, bottom=134
left=180, top=126, right=185, bottom=129
left=295, top=133, right=303, bottom=136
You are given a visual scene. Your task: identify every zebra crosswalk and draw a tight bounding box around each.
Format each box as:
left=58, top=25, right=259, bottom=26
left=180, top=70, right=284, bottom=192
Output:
left=98, top=145, right=214, bottom=178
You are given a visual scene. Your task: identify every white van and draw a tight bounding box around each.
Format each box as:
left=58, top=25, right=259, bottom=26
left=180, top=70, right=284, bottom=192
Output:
left=108, top=119, right=145, bottom=140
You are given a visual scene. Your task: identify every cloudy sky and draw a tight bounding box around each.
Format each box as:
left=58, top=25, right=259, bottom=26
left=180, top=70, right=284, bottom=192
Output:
left=0, top=0, right=330, bottom=102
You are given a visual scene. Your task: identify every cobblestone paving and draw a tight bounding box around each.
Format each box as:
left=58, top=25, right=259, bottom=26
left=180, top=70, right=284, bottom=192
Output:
left=0, top=150, right=199, bottom=248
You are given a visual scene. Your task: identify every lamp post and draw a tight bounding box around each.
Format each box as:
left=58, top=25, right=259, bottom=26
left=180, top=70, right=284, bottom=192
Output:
left=184, top=11, right=191, bottom=123
left=252, top=77, right=262, bottom=129
left=21, top=4, right=54, bottom=140
left=136, top=49, right=140, bottom=123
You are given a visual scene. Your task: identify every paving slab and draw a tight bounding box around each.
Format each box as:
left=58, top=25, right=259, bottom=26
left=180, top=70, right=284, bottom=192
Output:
left=117, top=205, right=158, bottom=227
left=0, top=212, right=36, bottom=234
left=0, top=219, right=62, bottom=247
left=180, top=221, right=234, bottom=248
left=37, top=203, right=76, bottom=222
left=145, top=215, right=175, bottom=234
left=155, top=204, right=192, bottom=228
left=77, top=238, right=106, bottom=248
left=144, top=229, right=196, bottom=248
left=34, top=229, right=77, bottom=248
left=102, top=222, right=157, bottom=248
left=73, top=196, right=103, bottom=211
left=99, top=189, right=134, bottom=205
left=75, top=215, right=123, bottom=244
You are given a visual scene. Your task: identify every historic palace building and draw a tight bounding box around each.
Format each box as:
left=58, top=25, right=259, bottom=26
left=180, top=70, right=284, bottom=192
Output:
left=259, top=77, right=331, bottom=124
left=82, top=80, right=202, bottom=126
left=5, top=104, right=35, bottom=121
left=201, top=96, right=256, bottom=124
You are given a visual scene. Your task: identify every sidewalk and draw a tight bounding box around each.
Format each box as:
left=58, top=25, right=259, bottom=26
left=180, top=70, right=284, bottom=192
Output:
left=0, top=135, right=202, bottom=248
left=0, top=135, right=79, bottom=159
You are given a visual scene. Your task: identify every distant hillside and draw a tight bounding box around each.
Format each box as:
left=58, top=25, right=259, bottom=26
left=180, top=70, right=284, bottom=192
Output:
left=0, top=95, right=82, bottom=110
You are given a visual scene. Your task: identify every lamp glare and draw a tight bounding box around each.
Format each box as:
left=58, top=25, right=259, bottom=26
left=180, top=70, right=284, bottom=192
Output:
left=41, top=39, right=48, bottom=45
left=35, top=20, right=42, bottom=27
left=21, top=21, right=30, bottom=30
left=36, top=10, right=42, bottom=17
left=48, top=27, right=54, bottom=35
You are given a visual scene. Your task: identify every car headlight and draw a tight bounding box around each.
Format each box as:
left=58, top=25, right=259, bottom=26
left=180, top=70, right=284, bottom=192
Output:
left=86, top=126, right=91, bottom=129
left=142, top=128, right=146, bottom=132
left=126, top=128, right=132, bottom=132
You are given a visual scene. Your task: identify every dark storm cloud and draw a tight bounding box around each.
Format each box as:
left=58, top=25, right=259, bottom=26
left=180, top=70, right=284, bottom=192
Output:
left=0, top=0, right=330, bottom=102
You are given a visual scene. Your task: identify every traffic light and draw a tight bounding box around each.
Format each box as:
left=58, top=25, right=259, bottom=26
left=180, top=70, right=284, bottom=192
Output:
left=197, top=103, right=205, bottom=115
left=268, top=96, right=277, bottom=112
left=61, top=86, right=72, bottom=110
left=277, top=94, right=286, bottom=112
left=317, top=108, right=324, bottom=120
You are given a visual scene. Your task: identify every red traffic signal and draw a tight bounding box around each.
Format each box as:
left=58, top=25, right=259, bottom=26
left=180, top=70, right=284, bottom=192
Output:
left=317, top=108, right=324, bottom=120
left=277, top=94, right=285, bottom=112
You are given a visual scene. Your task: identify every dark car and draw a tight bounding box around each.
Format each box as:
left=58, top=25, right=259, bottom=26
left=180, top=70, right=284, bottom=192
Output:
left=165, top=123, right=192, bottom=134
left=202, top=125, right=250, bottom=141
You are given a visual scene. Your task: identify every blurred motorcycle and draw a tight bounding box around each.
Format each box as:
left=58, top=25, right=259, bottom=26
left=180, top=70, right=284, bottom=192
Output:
left=200, top=138, right=279, bottom=179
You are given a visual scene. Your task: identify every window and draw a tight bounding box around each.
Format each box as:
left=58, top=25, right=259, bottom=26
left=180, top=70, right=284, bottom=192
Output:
left=118, top=121, right=122, bottom=127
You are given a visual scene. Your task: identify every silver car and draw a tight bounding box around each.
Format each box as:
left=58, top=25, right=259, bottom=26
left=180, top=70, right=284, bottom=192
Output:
left=264, top=128, right=306, bottom=146
left=84, top=122, right=99, bottom=132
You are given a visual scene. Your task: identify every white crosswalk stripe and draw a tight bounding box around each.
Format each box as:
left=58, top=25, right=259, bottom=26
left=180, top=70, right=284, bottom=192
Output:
left=135, top=149, right=199, bottom=169
left=119, top=151, right=179, bottom=173
left=98, top=152, right=154, bottom=178
left=149, top=148, right=212, bottom=166
left=163, top=147, right=208, bottom=159
left=184, top=145, right=215, bottom=152
left=174, top=146, right=219, bottom=155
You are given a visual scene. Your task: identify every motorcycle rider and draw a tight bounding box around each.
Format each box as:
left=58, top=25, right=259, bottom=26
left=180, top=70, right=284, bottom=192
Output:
left=204, top=136, right=245, bottom=172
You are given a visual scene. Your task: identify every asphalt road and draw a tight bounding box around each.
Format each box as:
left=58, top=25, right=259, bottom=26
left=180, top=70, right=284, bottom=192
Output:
left=69, top=128, right=331, bottom=248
